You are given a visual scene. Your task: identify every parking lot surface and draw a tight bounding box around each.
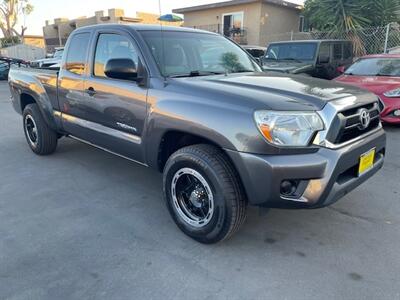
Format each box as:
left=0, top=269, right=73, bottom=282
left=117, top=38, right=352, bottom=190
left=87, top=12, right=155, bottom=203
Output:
left=0, top=81, right=399, bottom=300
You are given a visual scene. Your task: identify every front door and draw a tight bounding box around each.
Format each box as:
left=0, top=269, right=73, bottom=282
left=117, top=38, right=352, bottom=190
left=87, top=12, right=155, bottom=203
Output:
left=82, top=31, right=148, bottom=163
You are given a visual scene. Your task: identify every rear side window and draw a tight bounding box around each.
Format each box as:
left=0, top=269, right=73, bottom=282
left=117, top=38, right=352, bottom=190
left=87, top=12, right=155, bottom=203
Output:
left=318, top=43, right=330, bottom=60
left=343, top=43, right=353, bottom=59
left=65, top=33, right=90, bottom=75
left=94, top=33, right=138, bottom=78
left=333, top=43, right=343, bottom=60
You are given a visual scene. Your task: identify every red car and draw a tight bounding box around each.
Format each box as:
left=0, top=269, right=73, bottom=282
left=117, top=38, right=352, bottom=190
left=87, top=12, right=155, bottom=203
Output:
left=335, top=54, right=400, bottom=124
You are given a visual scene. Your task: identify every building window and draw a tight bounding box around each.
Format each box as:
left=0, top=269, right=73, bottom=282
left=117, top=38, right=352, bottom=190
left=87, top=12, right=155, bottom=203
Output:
left=299, top=16, right=305, bottom=32
left=222, top=12, right=243, bottom=37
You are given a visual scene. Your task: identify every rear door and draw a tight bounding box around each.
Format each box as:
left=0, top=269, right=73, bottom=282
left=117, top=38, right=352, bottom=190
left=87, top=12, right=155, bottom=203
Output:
left=58, top=31, right=91, bottom=128
left=315, top=42, right=331, bottom=79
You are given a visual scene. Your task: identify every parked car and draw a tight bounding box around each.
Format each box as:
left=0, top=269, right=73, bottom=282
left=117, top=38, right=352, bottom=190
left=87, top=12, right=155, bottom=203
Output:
left=8, top=25, right=385, bottom=243
left=262, top=40, right=353, bottom=79
left=30, top=47, right=64, bottom=68
left=335, top=54, right=400, bottom=124
left=242, top=45, right=266, bottom=60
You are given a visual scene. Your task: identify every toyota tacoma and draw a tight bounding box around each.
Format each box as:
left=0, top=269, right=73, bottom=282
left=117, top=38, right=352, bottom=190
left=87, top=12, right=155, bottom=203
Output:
left=8, top=25, right=386, bottom=243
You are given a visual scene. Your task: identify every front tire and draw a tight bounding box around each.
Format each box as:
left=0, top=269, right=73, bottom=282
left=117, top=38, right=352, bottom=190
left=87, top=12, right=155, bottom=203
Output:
left=163, top=144, right=247, bottom=244
left=23, top=104, right=58, bottom=155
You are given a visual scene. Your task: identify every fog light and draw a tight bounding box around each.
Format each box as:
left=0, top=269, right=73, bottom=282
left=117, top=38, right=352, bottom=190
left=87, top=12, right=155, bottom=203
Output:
left=280, top=180, right=297, bottom=196
left=394, top=109, right=400, bottom=117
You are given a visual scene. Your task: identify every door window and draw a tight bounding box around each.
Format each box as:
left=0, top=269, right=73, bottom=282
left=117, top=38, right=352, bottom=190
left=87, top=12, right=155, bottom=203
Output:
left=94, top=33, right=139, bottom=78
left=343, top=43, right=353, bottom=59
left=318, top=43, right=330, bottom=63
left=333, top=43, right=343, bottom=60
left=65, top=33, right=90, bottom=75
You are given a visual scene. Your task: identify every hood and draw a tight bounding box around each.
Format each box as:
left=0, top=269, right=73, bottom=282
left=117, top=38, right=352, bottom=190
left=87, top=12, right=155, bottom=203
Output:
left=169, top=72, right=375, bottom=111
left=262, top=61, right=312, bottom=73
left=335, top=74, right=400, bottom=95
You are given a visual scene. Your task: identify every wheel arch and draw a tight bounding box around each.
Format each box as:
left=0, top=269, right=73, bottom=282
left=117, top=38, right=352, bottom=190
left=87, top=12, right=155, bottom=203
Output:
left=156, top=130, right=222, bottom=172
left=18, top=91, right=59, bottom=131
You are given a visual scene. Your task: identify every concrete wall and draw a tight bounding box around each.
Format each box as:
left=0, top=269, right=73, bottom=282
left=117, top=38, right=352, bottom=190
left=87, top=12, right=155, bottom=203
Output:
left=0, top=44, right=46, bottom=60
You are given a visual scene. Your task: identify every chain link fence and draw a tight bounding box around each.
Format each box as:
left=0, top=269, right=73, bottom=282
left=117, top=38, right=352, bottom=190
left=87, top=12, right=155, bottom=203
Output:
left=265, top=23, right=400, bottom=56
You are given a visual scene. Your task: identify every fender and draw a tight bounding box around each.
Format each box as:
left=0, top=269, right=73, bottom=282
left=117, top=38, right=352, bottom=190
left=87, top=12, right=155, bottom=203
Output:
left=9, top=69, right=60, bottom=131
left=143, top=95, right=251, bottom=169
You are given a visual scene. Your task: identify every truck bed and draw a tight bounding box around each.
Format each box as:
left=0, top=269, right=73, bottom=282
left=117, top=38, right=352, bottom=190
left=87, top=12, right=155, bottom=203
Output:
left=9, top=65, right=60, bottom=114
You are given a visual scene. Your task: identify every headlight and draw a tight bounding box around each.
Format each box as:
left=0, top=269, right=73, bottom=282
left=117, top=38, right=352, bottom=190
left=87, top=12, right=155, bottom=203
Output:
left=254, top=111, right=324, bottom=146
left=383, top=88, right=400, bottom=98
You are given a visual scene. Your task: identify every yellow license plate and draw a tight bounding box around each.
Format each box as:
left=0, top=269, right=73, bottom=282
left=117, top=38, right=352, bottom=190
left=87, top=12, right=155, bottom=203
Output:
left=358, top=148, right=375, bottom=176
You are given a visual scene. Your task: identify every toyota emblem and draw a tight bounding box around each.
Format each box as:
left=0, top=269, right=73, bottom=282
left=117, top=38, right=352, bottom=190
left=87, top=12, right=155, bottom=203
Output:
left=359, top=108, right=371, bottom=129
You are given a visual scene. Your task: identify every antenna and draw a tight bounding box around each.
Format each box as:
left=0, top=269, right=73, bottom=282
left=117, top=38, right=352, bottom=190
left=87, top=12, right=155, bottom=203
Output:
left=158, top=0, right=167, bottom=83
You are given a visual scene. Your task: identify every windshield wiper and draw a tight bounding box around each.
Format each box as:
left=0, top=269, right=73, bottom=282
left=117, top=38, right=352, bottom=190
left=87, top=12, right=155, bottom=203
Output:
left=375, top=73, right=393, bottom=77
left=279, top=58, right=303, bottom=63
left=232, top=70, right=255, bottom=73
left=169, top=71, right=224, bottom=78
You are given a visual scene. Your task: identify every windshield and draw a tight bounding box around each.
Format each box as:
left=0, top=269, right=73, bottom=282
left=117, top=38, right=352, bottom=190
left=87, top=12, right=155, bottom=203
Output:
left=265, top=43, right=317, bottom=62
left=345, top=58, right=400, bottom=76
left=139, top=30, right=261, bottom=77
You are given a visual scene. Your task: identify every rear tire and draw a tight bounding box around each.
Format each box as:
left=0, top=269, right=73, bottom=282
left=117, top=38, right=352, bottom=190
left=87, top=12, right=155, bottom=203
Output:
left=22, top=104, right=58, bottom=155
left=163, top=144, right=247, bottom=244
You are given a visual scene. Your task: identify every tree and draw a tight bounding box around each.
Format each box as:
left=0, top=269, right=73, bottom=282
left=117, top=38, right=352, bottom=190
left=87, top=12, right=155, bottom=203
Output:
left=0, top=0, right=33, bottom=38
left=362, top=0, right=400, bottom=27
left=303, top=0, right=400, bottom=32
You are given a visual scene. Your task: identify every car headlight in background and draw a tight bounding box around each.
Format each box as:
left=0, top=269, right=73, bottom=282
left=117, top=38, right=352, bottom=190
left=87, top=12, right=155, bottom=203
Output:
left=254, top=111, right=324, bottom=146
left=383, top=88, right=400, bottom=98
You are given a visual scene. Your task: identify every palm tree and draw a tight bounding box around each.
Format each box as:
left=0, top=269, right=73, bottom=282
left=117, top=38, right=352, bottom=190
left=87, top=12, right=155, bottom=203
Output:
left=304, top=0, right=400, bottom=32
left=303, top=0, right=400, bottom=55
left=361, top=0, right=400, bottom=26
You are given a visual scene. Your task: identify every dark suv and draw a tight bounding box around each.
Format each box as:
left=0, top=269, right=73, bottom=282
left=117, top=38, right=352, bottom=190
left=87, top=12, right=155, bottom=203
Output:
left=262, top=40, right=353, bottom=79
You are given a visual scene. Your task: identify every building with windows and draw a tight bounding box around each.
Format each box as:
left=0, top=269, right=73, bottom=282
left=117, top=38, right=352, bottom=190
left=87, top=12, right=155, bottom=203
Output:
left=173, top=0, right=303, bottom=46
left=43, top=9, right=182, bottom=52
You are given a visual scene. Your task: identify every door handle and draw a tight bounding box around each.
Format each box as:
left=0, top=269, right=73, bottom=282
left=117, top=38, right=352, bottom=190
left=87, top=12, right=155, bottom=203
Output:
left=85, top=87, right=96, bottom=96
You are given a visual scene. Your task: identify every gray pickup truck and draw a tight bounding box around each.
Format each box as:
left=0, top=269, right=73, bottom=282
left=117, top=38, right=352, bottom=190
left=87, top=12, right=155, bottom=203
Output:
left=8, top=24, right=386, bottom=244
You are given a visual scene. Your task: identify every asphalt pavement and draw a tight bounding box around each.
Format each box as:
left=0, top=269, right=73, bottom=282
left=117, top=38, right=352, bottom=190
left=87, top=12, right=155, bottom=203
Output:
left=0, top=81, right=399, bottom=300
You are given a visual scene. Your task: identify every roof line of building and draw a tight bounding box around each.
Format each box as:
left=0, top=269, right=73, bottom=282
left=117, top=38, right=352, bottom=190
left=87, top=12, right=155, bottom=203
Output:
left=173, top=0, right=302, bottom=14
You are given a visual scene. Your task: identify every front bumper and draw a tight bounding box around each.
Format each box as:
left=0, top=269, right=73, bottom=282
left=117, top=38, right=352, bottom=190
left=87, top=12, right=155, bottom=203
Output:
left=226, top=127, right=386, bottom=209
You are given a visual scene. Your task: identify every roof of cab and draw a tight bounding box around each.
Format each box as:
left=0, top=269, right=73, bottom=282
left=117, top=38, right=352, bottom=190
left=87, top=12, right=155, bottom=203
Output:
left=73, top=23, right=216, bottom=35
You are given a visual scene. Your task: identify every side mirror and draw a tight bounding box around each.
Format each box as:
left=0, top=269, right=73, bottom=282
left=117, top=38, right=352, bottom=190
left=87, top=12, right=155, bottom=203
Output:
left=336, top=65, right=346, bottom=74
left=105, top=58, right=137, bottom=81
left=318, top=55, right=330, bottom=64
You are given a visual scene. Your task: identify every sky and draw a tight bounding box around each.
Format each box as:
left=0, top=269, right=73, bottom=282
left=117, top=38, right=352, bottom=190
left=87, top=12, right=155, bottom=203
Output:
left=22, top=0, right=304, bottom=36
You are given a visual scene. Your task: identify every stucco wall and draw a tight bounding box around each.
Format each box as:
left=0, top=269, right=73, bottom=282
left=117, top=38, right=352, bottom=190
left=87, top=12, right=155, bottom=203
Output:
left=181, top=2, right=262, bottom=45
left=180, top=1, right=301, bottom=46
left=259, top=3, right=301, bottom=46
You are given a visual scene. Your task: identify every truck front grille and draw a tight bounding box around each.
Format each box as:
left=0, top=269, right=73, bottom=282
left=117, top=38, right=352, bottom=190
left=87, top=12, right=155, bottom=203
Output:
left=332, top=102, right=381, bottom=144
